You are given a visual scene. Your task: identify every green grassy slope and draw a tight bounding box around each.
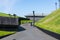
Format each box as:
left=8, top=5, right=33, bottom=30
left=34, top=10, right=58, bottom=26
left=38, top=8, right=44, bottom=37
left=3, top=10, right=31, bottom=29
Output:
left=35, top=9, right=60, bottom=34
left=0, top=31, right=15, bottom=36
left=21, top=20, right=32, bottom=24
left=0, top=12, right=18, bottom=18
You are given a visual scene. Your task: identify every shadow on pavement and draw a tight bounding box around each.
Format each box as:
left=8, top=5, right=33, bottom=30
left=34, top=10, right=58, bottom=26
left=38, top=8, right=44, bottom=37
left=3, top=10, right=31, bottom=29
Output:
left=35, top=26, right=60, bottom=40
left=0, top=25, right=26, bottom=31
left=17, top=26, right=26, bottom=32
left=0, top=25, right=26, bottom=39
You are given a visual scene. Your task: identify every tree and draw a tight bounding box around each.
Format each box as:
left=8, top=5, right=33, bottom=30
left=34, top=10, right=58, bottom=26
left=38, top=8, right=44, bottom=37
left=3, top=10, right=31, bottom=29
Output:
left=8, top=14, right=12, bottom=17
left=13, top=14, right=16, bottom=18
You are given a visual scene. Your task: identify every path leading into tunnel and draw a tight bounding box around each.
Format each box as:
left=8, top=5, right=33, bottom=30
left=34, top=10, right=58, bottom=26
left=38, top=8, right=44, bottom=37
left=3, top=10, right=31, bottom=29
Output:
left=1, top=23, right=57, bottom=40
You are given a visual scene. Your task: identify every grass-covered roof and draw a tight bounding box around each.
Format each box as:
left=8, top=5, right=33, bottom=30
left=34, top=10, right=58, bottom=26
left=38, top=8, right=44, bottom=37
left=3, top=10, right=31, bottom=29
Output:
left=0, top=12, right=18, bottom=18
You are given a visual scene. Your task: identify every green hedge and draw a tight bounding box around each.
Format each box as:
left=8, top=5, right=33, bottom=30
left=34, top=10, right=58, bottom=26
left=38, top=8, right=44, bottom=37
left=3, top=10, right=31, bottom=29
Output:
left=21, top=20, right=32, bottom=24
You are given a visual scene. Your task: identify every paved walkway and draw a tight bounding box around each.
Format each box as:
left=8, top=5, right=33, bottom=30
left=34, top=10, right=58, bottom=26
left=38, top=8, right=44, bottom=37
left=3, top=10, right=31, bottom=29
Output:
left=1, top=23, right=58, bottom=40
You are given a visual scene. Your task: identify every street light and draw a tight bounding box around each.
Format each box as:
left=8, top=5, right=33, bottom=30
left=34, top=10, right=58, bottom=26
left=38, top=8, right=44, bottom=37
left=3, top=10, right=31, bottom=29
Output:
left=58, top=0, right=60, bottom=8
left=33, top=11, right=35, bottom=26
left=55, top=2, right=57, bottom=10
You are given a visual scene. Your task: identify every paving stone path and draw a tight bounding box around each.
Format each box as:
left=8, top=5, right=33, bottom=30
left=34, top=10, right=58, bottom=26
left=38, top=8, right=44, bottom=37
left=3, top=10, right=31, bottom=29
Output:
left=1, top=23, right=58, bottom=40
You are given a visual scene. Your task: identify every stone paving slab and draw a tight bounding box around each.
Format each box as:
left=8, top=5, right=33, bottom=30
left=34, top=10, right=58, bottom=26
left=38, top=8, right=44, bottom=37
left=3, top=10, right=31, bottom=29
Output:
left=1, top=23, right=58, bottom=40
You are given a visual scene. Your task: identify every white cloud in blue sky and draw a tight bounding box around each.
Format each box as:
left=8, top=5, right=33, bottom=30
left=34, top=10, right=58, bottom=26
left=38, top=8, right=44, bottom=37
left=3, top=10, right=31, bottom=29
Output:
left=0, top=0, right=59, bottom=17
left=0, top=0, right=17, bottom=13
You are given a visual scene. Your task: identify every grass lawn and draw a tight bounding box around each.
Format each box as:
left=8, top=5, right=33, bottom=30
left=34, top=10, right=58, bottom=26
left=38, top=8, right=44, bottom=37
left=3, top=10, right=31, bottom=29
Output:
left=35, top=9, right=60, bottom=34
left=0, top=31, right=16, bottom=36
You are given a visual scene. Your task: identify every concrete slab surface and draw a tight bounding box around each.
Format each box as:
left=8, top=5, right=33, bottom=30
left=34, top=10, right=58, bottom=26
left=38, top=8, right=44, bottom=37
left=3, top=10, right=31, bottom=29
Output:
left=1, top=23, right=58, bottom=40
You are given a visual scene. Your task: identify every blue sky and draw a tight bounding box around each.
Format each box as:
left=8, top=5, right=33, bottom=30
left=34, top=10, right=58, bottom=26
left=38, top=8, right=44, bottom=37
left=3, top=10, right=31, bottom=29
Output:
left=0, top=0, right=59, bottom=17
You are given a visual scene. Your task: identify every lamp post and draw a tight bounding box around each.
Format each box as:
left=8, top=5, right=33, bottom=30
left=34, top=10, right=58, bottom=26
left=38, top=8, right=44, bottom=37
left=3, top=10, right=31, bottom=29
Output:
left=55, top=2, right=57, bottom=10
left=58, top=0, right=60, bottom=8
left=33, top=11, right=35, bottom=26
left=42, top=13, right=44, bottom=16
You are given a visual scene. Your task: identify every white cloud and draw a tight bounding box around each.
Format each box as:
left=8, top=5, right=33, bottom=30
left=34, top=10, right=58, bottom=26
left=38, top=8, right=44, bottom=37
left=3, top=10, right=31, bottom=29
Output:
left=4, top=0, right=16, bottom=13
left=0, top=0, right=16, bottom=13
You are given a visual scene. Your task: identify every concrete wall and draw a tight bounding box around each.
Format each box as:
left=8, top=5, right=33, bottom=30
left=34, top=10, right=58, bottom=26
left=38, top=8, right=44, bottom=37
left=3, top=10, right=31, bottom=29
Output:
left=0, top=16, right=18, bottom=25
